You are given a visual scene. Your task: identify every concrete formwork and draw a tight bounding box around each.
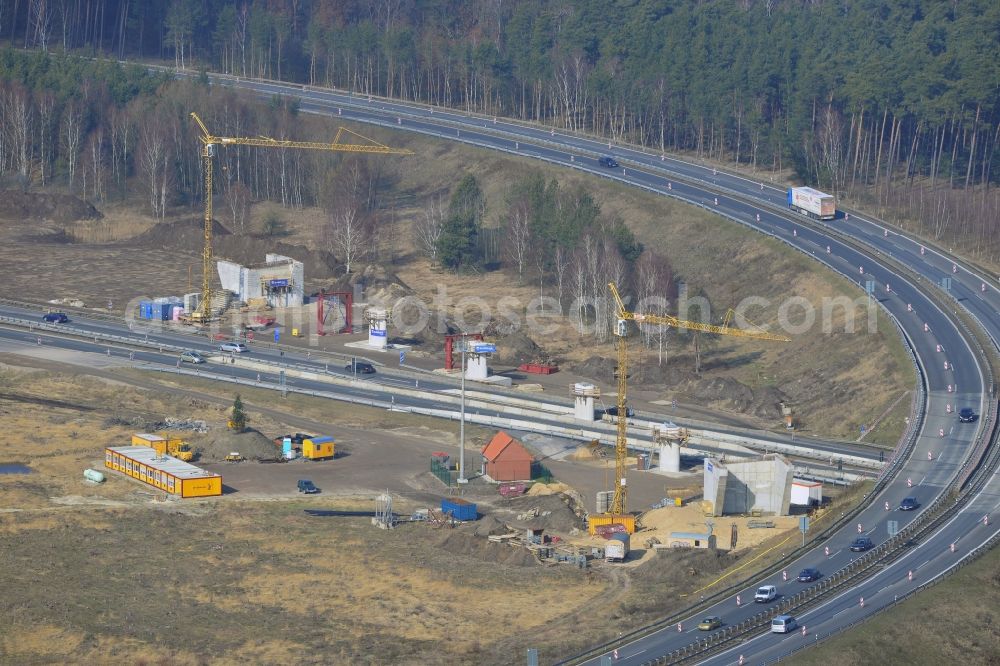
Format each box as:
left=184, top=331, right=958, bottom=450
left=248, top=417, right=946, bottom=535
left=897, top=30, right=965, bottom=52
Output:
left=703, top=454, right=793, bottom=516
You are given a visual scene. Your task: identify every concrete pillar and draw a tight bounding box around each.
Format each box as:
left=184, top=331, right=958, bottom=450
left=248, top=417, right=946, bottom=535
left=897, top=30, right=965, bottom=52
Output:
left=571, top=383, right=598, bottom=421
left=659, top=442, right=681, bottom=473
left=465, top=354, right=488, bottom=380
left=367, top=308, right=388, bottom=350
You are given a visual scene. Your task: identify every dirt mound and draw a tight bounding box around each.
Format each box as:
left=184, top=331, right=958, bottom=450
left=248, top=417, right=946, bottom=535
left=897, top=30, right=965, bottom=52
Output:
left=683, top=376, right=786, bottom=420
left=494, top=492, right=586, bottom=534
left=472, top=514, right=510, bottom=537
left=123, top=217, right=343, bottom=281
left=632, top=547, right=737, bottom=586
left=571, top=356, right=617, bottom=383
left=438, top=529, right=538, bottom=567
left=490, top=329, right=544, bottom=365
left=0, top=190, right=102, bottom=223
left=190, top=428, right=278, bottom=462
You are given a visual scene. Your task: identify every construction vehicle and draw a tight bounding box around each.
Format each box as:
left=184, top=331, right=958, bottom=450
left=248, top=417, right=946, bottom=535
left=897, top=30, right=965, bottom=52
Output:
left=224, top=452, right=245, bottom=463
left=592, top=283, right=790, bottom=533
left=131, top=433, right=194, bottom=462
left=186, top=113, right=412, bottom=324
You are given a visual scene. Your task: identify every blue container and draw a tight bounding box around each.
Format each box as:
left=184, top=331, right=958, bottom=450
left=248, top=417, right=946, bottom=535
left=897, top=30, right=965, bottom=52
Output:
left=158, top=303, right=173, bottom=320
left=138, top=301, right=153, bottom=320
left=441, top=498, right=477, bottom=521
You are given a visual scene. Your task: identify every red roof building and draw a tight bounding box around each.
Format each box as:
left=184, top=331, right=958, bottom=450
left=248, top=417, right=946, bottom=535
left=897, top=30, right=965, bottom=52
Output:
left=481, top=431, right=533, bottom=482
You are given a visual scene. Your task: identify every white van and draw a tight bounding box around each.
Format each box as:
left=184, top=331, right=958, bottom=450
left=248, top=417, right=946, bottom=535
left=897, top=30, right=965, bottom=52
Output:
left=771, top=615, right=797, bottom=633
left=754, top=585, right=777, bottom=603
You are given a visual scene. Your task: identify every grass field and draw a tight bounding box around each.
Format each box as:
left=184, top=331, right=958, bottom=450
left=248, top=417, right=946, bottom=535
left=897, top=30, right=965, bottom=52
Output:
left=791, top=544, right=1000, bottom=665
left=0, top=362, right=792, bottom=665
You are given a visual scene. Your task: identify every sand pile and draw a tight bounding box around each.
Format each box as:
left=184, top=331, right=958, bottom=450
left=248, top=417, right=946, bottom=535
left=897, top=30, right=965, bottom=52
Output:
left=190, top=428, right=279, bottom=462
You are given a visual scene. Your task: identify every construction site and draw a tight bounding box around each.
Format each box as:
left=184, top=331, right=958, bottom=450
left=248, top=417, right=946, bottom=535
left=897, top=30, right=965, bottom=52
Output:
left=0, top=85, right=908, bottom=666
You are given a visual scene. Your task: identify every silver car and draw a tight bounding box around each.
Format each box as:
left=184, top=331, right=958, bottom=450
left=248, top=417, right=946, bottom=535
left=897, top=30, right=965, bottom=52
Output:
left=219, top=342, right=248, bottom=353
left=180, top=350, right=206, bottom=364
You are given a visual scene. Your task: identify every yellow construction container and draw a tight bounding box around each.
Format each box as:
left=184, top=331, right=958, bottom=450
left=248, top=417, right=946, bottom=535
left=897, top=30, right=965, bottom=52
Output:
left=132, top=433, right=166, bottom=449
left=105, top=446, right=221, bottom=498
left=302, top=436, right=335, bottom=460
left=131, top=433, right=194, bottom=462
left=587, top=513, right=637, bottom=535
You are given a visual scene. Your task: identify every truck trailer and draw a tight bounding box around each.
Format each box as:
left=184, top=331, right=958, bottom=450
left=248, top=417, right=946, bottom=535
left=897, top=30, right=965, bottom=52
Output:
left=787, top=187, right=836, bottom=220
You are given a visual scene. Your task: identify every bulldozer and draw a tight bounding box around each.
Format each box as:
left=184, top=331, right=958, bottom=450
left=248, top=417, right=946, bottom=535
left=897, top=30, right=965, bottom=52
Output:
left=224, top=452, right=245, bottom=463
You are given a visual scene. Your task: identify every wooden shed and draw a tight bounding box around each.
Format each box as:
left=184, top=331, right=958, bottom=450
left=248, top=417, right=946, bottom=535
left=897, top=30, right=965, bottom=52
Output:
left=481, top=431, right=533, bottom=482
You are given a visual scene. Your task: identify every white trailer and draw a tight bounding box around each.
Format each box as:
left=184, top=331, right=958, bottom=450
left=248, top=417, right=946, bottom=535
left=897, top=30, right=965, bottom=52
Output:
left=790, top=479, right=823, bottom=506
left=787, top=187, right=836, bottom=220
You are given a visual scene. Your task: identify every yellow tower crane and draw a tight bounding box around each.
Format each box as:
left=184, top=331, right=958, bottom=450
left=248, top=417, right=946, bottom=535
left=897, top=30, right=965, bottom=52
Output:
left=187, top=112, right=413, bottom=322
left=596, top=282, right=790, bottom=532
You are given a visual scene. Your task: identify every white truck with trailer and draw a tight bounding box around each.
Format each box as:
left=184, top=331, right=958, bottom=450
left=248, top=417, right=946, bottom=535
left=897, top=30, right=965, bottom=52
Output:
left=787, top=186, right=836, bottom=220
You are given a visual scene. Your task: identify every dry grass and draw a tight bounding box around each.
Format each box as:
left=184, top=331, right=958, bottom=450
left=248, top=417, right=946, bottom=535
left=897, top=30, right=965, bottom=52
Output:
left=0, top=117, right=913, bottom=440
left=792, top=543, right=1000, bottom=665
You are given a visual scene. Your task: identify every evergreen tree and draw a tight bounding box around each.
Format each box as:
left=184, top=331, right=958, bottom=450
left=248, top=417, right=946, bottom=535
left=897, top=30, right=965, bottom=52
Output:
left=436, top=175, right=484, bottom=271
left=230, top=394, right=247, bottom=432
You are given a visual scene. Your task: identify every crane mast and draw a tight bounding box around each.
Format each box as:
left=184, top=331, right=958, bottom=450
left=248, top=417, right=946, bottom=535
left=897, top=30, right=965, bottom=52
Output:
left=598, top=283, right=790, bottom=528
left=187, top=112, right=412, bottom=322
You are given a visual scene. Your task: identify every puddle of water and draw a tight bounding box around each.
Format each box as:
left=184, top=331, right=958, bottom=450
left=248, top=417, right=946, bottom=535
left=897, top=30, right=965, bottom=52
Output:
left=0, top=463, right=33, bottom=474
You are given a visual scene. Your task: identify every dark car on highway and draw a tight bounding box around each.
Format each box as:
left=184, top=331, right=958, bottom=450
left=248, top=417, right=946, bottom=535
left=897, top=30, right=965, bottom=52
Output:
left=42, top=312, right=69, bottom=323
left=958, top=408, right=977, bottom=423
left=849, top=536, right=873, bottom=552
left=899, top=497, right=919, bottom=511
left=797, top=568, right=821, bottom=582
left=345, top=361, right=376, bottom=374
left=597, top=155, right=620, bottom=168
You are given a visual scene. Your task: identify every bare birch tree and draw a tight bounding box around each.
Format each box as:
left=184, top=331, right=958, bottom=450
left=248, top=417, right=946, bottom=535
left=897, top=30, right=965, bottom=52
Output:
left=4, top=84, right=33, bottom=188
left=415, top=194, right=446, bottom=260
left=224, top=179, right=252, bottom=233
left=61, top=102, right=83, bottom=192
left=504, top=198, right=531, bottom=283
left=327, top=203, right=371, bottom=274
left=137, top=121, right=170, bottom=218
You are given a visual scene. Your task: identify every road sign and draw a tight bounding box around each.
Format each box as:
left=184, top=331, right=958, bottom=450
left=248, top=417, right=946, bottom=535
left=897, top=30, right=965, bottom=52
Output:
left=672, top=399, right=678, bottom=410
left=885, top=501, right=890, bottom=511
left=799, top=516, right=809, bottom=533
left=473, top=343, right=496, bottom=353
left=907, top=478, right=912, bottom=488
left=908, top=570, right=913, bottom=582
left=865, top=279, right=875, bottom=294
left=950, top=543, right=956, bottom=553
left=526, top=648, right=538, bottom=666
left=274, top=329, right=280, bottom=343
left=941, top=277, right=952, bottom=291
left=887, top=520, right=899, bottom=537
left=736, top=594, right=742, bottom=606
left=399, top=350, right=405, bottom=364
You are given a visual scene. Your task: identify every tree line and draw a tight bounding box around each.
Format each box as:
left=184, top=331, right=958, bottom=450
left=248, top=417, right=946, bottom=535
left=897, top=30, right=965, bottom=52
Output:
left=419, top=169, right=678, bottom=353
left=3, top=0, right=996, bottom=261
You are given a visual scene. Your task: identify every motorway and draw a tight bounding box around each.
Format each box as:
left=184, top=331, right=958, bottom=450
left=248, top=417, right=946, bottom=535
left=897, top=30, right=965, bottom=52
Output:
left=186, top=75, right=1000, bottom=664
left=0, top=304, right=879, bottom=480
left=5, top=67, right=994, bottom=661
